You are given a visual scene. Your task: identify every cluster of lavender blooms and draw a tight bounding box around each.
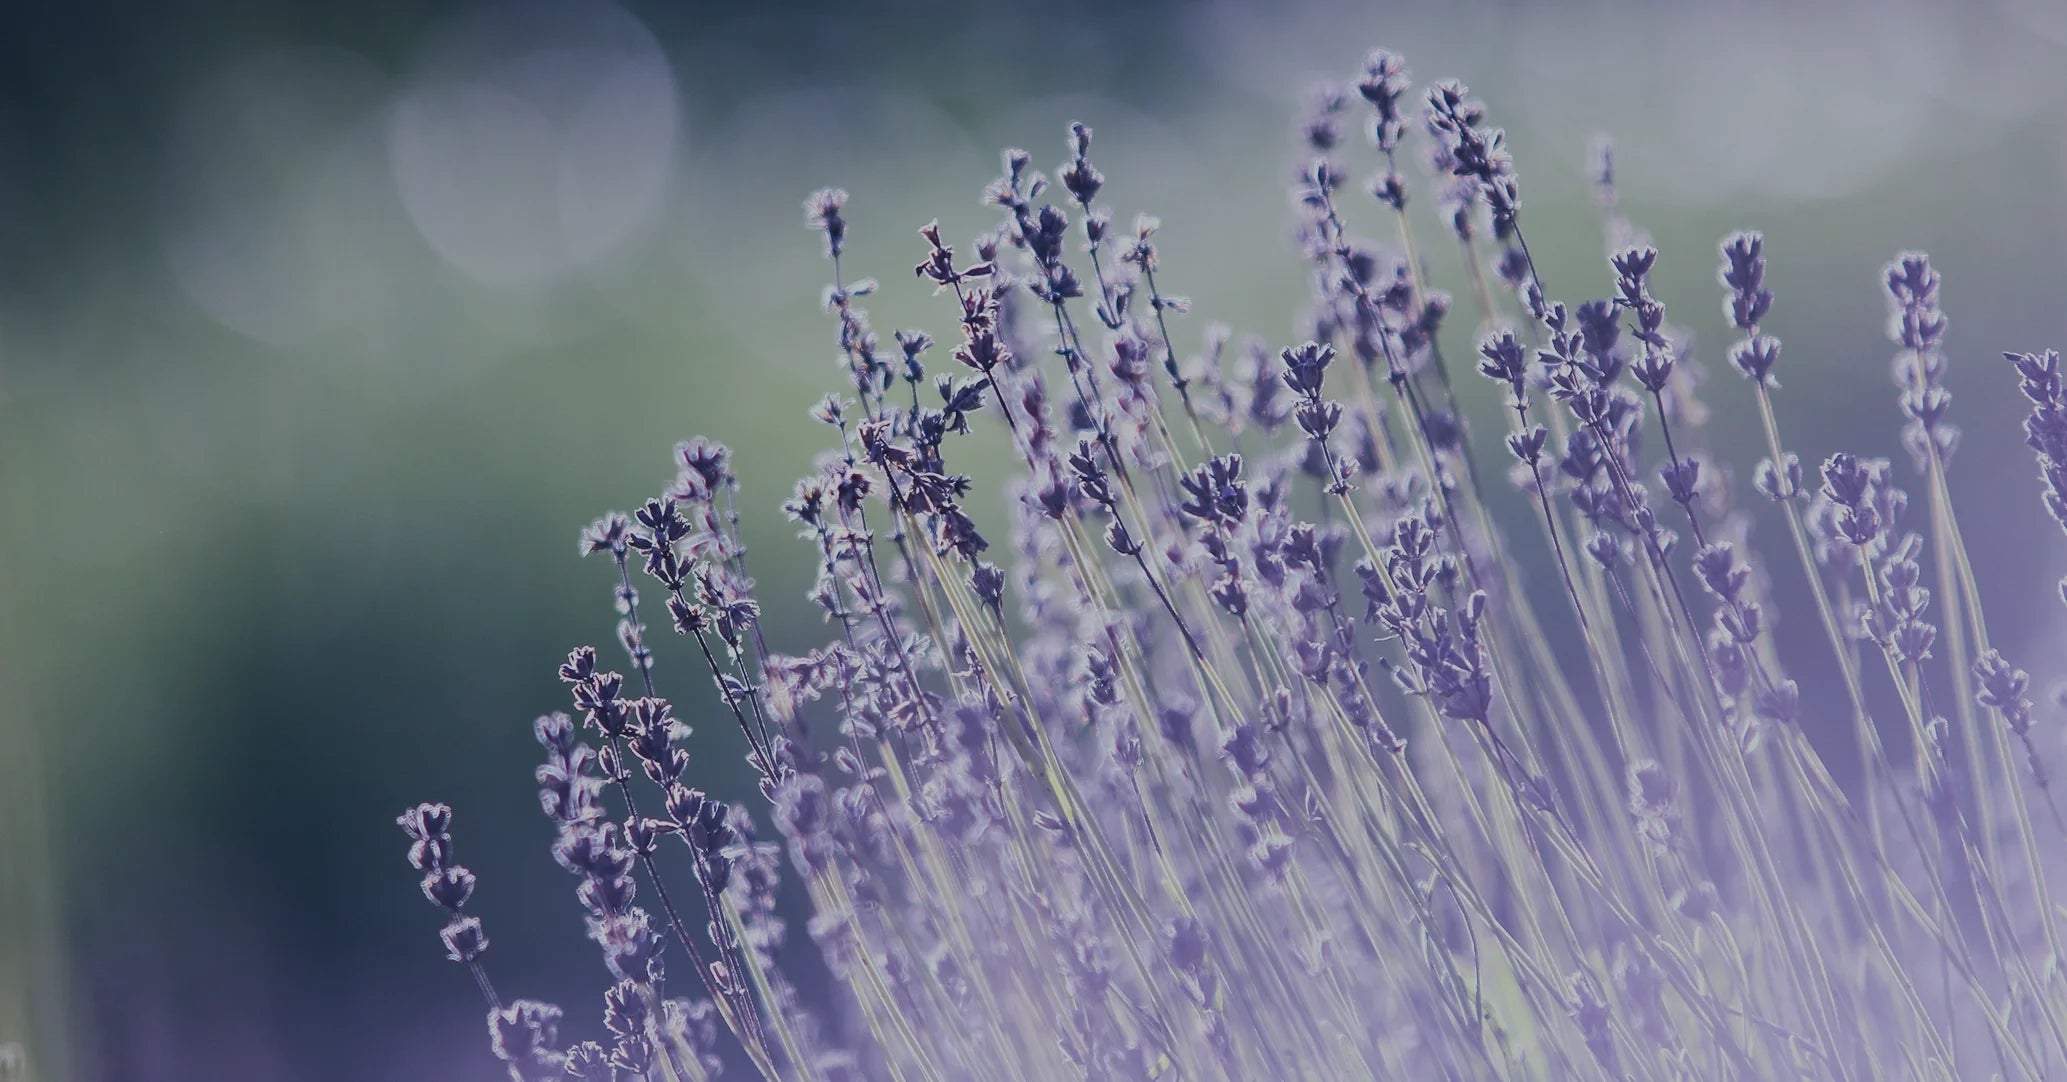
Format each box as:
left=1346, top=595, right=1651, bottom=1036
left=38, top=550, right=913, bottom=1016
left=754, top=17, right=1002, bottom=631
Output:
left=401, top=48, right=2067, bottom=1081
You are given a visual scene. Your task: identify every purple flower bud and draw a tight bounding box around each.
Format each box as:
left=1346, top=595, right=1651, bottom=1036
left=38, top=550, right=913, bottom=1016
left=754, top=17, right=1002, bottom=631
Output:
left=440, top=916, right=489, bottom=963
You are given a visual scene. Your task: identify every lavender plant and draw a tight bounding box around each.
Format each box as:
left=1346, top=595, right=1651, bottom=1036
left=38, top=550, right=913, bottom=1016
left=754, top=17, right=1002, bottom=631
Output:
left=399, top=48, right=2067, bottom=1081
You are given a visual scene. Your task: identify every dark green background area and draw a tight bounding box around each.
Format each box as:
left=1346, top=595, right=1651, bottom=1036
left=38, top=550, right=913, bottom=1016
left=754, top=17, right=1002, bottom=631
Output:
left=4, top=2, right=2067, bottom=1080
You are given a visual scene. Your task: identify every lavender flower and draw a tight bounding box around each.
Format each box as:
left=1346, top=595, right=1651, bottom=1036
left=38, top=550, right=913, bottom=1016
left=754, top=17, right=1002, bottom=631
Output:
left=2007, top=349, right=2067, bottom=575
left=396, top=804, right=488, bottom=967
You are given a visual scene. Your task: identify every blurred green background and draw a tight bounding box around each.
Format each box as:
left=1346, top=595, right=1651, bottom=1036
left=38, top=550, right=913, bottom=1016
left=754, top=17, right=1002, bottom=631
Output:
left=5, top=1, right=2067, bottom=1079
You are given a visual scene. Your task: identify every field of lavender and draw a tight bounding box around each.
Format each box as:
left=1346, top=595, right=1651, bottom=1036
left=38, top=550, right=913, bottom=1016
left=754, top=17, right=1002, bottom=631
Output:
left=15, top=4, right=2067, bottom=1081
left=396, top=45, right=2067, bottom=1082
